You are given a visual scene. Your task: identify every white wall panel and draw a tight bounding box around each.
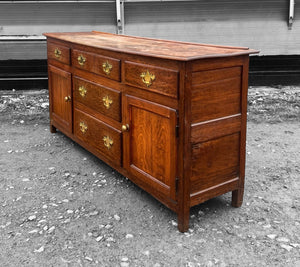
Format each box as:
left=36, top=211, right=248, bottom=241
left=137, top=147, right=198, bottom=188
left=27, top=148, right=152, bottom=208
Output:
left=0, top=3, right=116, bottom=35
left=0, top=0, right=299, bottom=59
left=124, top=0, right=300, bottom=56
left=0, top=2, right=116, bottom=59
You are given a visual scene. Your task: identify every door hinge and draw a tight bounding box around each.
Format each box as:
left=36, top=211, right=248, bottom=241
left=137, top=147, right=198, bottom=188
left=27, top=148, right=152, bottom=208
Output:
left=175, top=177, right=179, bottom=191
left=175, top=125, right=179, bottom=137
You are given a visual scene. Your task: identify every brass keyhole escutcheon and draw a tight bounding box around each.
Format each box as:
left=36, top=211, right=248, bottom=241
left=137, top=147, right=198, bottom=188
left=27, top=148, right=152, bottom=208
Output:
left=64, top=96, right=71, bottom=102
left=78, top=54, right=86, bottom=66
left=79, top=86, right=87, bottom=97
left=54, top=48, right=61, bottom=58
left=102, top=95, right=113, bottom=109
left=79, top=122, right=88, bottom=134
left=103, top=136, right=113, bottom=150
left=102, top=61, right=112, bottom=75
left=140, top=70, right=155, bottom=87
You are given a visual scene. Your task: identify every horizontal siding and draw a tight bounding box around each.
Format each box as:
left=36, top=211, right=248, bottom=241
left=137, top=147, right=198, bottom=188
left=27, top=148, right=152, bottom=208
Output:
left=125, top=0, right=300, bottom=56
left=0, top=0, right=299, bottom=60
left=0, top=41, right=46, bottom=60
left=0, top=3, right=116, bottom=35
left=0, top=3, right=116, bottom=60
left=125, top=1, right=288, bottom=22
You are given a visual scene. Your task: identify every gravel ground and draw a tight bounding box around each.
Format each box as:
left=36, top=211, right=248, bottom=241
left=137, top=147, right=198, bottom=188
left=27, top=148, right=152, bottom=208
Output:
left=0, top=86, right=299, bottom=266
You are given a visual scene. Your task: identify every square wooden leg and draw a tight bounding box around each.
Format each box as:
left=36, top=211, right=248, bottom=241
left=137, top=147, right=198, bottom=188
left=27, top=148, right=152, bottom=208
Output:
left=177, top=208, right=190, bottom=233
left=50, top=124, right=57, bottom=133
left=231, top=188, right=244, bottom=207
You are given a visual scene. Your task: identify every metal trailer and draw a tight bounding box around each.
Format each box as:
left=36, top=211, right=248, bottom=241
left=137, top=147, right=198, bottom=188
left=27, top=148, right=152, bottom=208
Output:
left=0, top=0, right=299, bottom=88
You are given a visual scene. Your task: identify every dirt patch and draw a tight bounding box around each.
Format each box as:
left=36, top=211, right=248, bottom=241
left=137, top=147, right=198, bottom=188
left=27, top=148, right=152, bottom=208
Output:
left=0, top=87, right=299, bottom=266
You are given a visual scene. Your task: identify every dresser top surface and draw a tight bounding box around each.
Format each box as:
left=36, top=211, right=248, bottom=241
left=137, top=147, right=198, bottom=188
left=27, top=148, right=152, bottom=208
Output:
left=44, top=31, right=258, bottom=61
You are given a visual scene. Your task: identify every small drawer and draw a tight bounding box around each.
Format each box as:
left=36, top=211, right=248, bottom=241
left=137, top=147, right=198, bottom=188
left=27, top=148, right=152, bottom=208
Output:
left=124, top=61, right=178, bottom=98
left=73, top=76, right=121, bottom=122
left=47, top=42, right=70, bottom=65
left=72, top=49, right=120, bottom=81
left=74, top=109, right=121, bottom=164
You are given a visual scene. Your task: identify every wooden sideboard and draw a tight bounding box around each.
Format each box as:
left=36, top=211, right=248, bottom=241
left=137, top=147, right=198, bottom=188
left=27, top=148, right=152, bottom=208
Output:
left=44, top=31, right=258, bottom=232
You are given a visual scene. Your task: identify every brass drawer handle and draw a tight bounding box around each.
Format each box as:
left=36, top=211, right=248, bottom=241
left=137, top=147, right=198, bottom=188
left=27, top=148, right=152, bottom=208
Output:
left=78, top=54, right=86, bottom=66
left=54, top=48, right=61, bottom=58
left=103, top=136, right=113, bottom=150
left=140, top=70, right=155, bottom=87
left=102, top=95, right=113, bottom=109
left=102, top=61, right=112, bottom=75
left=64, top=96, right=71, bottom=102
left=79, top=122, right=88, bottom=134
left=78, top=86, right=87, bottom=97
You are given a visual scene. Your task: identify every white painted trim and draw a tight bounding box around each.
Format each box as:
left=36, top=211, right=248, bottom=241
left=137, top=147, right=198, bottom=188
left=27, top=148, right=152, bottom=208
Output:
left=124, top=0, right=199, bottom=2
left=116, top=0, right=125, bottom=34
left=289, top=0, right=295, bottom=29
left=0, top=35, right=46, bottom=41
left=0, top=1, right=114, bottom=3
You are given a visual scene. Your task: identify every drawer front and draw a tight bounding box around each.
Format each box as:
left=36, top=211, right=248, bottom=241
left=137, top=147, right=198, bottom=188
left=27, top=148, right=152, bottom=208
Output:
left=72, top=49, right=120, bottom=81
left=124, top=61, right=178, bottom=98
left=47, top=42, right=70, bottom=65
left=73, top=76, right=121, bottom=122
left=74, top=109, right=121, bottom=164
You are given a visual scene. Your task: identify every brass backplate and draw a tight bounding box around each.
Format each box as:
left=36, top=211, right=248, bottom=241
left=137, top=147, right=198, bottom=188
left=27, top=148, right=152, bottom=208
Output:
left=103, top=136, right=113, bottom=149
left=140, top=70, right=155, bottom=87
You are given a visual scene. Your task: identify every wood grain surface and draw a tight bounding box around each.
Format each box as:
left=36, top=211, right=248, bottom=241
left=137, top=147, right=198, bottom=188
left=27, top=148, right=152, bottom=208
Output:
left=45, top=32, right=254, bottom=232
left=44, top=31, right=258, bottom=61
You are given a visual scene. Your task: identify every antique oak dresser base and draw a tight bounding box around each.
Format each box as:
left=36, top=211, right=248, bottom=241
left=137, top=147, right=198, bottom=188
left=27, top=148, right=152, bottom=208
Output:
left=44, top=31, right=257, bottom=232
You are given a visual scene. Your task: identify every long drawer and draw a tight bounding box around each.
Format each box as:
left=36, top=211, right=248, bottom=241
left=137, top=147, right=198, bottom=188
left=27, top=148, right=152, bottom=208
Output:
left=73, top=76, right=121, bottom=122
left=74, top=108, right=122, bottom=165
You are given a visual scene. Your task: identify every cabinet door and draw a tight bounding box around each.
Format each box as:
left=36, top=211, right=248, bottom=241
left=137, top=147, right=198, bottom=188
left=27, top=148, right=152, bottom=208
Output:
left=123, top=95, right=177, bottom=200
left=48, top=65, right=72, bottom=134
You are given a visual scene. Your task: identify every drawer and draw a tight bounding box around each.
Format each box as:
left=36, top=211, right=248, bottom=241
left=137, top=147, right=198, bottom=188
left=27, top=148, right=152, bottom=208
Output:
left=74, top=109, right=121, bottom=164
left=124, top=61, right=178, bottom=98
left=72, top=49, right=120, bottom=81
left=73, top=76, right=121, bottom=122
left=47, top=42, right=70, bottom=65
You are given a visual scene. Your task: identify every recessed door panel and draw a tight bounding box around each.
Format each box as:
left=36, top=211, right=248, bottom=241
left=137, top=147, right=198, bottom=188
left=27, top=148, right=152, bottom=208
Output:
left=123, top=95, right=177, bottom=200
left=48, top=65, right=72, bottom=134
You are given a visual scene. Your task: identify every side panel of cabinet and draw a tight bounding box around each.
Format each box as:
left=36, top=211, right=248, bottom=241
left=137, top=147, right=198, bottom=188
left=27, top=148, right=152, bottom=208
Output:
left=189, top=57, right=247, bottom=207
left=123, top=95, right=177, bottom=200
left=48, top=65, right=72, bottom=134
